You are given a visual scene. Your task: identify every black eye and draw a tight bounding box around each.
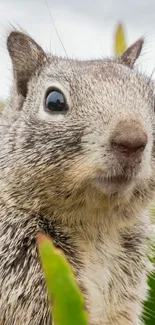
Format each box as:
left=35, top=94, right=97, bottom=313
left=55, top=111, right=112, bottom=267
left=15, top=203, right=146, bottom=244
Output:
left=45, top=88, right=68, bottom=113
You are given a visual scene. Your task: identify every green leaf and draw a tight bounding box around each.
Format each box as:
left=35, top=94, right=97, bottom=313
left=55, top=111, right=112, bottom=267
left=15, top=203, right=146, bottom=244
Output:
left=143, top=274, right=155, bottom=325
left=114, top=23, right=127, bottom=56
left=37, top=233, right=88, bottom=325
left=143, top=224, right=155, bottom=325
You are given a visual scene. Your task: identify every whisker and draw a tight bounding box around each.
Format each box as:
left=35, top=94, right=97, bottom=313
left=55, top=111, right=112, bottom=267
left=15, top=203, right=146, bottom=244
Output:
left=44, top=0, right=77, bottom=80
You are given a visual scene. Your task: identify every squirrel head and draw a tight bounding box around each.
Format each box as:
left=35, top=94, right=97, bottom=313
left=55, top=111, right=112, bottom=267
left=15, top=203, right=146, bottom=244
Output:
left=1, top=31, right=155, bottom=220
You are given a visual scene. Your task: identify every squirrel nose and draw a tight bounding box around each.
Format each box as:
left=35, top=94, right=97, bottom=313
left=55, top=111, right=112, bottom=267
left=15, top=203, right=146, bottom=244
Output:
left=111, top=120, right=148, bottom=156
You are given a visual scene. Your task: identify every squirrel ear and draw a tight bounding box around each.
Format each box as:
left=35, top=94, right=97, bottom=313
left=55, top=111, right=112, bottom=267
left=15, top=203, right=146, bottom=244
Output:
left=119, top=38, right=144, bottom=68
left=7, top=31, right=47, bottom=97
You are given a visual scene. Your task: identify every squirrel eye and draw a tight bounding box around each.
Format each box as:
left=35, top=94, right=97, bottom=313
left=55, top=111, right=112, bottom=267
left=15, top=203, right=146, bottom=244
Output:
left=44, top=88, right=68, bottom=113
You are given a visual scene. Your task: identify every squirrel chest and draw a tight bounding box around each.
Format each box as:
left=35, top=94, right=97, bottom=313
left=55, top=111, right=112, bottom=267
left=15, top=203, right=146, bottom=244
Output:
left=75, top=229, right=148, bottom=325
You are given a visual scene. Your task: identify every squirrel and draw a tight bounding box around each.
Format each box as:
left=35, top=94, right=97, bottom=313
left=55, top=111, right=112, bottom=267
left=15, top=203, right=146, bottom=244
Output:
left=0, top=30, right=155, bottom=325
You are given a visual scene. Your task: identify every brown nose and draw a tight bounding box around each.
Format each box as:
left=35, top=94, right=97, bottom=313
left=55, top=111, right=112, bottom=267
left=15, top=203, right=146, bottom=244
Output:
left=111, top=120, right=148, bottom=156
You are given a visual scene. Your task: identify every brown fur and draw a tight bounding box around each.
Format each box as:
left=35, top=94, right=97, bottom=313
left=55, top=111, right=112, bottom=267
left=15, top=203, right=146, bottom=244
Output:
left=0, top=31, right=155, bottom=325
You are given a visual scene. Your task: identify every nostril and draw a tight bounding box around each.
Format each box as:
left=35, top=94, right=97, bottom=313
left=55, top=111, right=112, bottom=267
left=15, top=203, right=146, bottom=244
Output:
left=111, top=131, right=148, bottom=156
left=110, top=120, right=148, bottom=157
left=112, top=140, right=146, bottom=155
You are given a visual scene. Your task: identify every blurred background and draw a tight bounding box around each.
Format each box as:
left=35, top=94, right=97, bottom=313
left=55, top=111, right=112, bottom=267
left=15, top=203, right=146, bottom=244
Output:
left=1, top=0, right=155, bottom=102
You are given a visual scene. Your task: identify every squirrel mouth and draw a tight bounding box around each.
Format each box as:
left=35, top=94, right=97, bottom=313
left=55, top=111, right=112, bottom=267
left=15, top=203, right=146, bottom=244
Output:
left=93, top=174, right=134, bottom=194
left=104, top=175, right=131, bottom=183
left=96, top=173, right=133, bottom=182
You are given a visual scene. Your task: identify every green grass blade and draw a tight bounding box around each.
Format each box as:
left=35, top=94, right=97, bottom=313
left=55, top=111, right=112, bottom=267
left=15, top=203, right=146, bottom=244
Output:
left=144, top=275, right=155, bottom=325
left=37, top=233, right=88, bottom=325
left=143, top=242, right=155, bottom=325
left=114, top=23, right=127, bottom=56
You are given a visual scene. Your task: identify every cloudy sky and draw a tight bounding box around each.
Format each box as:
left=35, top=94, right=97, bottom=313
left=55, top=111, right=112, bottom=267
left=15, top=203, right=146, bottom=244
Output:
left=0, top=0, right=155, bottom=100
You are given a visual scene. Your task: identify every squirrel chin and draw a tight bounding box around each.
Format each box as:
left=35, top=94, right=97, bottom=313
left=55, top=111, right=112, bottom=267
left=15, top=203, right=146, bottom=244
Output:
left=93, top=175, right=134, bottom=195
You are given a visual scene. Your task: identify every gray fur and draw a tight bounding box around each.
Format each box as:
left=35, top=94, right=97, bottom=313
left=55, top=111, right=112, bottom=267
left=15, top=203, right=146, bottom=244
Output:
left=0, top=31, right=155, bottom=325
